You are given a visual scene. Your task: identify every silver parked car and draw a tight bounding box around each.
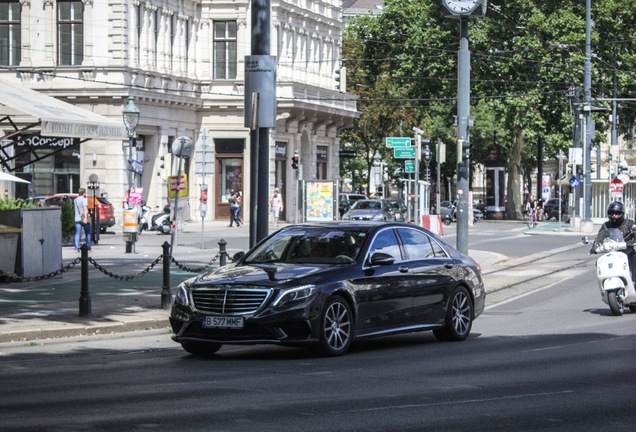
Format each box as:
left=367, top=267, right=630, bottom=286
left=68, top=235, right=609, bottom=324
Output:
left=342, top=199, right=400, bottom=221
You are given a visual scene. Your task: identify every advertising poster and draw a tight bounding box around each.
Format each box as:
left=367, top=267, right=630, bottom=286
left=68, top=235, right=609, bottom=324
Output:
left=305, top=181, right=335, bottom=221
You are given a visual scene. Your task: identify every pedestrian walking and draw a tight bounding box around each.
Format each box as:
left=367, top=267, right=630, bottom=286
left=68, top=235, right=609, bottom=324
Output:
left=233, top=191, right=243, bottom=227
left=74, top=187, right=92, bottom=252
left=269, top=188, right=284, bottom=227
left=228, top=189, right=237, bottom=227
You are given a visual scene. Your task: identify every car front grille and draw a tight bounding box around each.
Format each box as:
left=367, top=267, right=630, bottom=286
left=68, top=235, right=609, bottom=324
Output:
left=191, top=287, right=272, bottom=315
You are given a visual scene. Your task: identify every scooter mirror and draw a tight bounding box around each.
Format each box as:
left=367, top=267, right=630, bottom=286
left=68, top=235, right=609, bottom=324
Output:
left=631, top=225, right=636, bottom=232
left=581, top=236, right=590, bottom=244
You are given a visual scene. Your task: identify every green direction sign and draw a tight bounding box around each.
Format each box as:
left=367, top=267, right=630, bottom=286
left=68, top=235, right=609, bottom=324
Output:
left=394, top=146, right=416, bottom=159
left=386, top=137, right=412, bottom=148
left=404, top=160, right=415, bottom=173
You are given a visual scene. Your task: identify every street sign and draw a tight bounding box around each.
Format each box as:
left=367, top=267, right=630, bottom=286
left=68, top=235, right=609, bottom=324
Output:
left=404, top=160, right=415, bottom=173
left=386, top=137, right=412, bottom=148
left=569, top=177, right=580, bottom=188
left=618, top=173, right=630, bottom=184
left=610, top=178, right=624, bottom=193
left=394, top=147, right=416, bottom=159
left=339, top=150, right=357, bottom=158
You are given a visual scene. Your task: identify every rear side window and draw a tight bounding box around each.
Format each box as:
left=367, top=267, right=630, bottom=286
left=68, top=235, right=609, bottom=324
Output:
left=398, top=228, right=448, bottom=259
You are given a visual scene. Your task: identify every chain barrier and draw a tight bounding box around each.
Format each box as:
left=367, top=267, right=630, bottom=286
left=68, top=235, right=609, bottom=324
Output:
left=0, top=258, right=81, bottom=283
left=170, top=252, right=222, bottom=273
left=88, top=255, right=163, bottom=281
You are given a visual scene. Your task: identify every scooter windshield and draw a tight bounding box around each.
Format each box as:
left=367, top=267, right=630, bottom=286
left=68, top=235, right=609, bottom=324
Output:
left=606, top=227, right=625, bottom=242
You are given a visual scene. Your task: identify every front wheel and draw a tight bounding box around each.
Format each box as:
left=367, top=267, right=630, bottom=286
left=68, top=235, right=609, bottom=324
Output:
left=181, top=342, right=222, bottom=356
left=608, top=291, right=624, bottom=316
left=434, top=286, right=473, bottom=342
left=314, top=295, right=353, bottom=356
left=443, top=217, right=452, bottom=226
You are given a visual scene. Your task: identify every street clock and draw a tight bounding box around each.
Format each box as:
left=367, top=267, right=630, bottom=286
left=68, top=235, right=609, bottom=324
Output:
left=441, top=0, right=487, bottom=18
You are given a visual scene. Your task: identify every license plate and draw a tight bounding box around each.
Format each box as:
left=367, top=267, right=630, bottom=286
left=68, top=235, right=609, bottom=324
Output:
left=203, top=316, right=244, bottom=329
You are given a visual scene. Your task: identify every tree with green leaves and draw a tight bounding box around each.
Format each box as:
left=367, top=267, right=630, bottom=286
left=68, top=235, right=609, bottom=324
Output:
left=342, top=0, right=636, bottom=218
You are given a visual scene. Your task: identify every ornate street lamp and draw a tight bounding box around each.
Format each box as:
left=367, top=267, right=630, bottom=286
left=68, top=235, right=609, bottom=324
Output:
left=122, top=96, right=140, bottom=253
left=87, top=174, right=100, bottom=245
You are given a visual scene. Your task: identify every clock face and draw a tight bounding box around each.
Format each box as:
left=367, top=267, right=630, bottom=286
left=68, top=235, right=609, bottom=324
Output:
left=442, top=0, right=484, bottom=16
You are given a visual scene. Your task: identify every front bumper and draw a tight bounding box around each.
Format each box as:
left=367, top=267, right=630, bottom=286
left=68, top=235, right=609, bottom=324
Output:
left=170, top=303, right=320, bottom=346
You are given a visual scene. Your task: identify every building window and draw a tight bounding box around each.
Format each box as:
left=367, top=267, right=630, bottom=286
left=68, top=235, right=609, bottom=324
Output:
left=316, top=146, right=328, bottom=180
left=57, top=0, right=83, bottom=65
left=0, top=1, right=21, bottom=66
left=213, top=21, right=237, bottom=79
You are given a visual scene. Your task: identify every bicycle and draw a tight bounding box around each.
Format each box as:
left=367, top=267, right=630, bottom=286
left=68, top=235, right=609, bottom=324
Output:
left=527, top=208, right=537, bottom=228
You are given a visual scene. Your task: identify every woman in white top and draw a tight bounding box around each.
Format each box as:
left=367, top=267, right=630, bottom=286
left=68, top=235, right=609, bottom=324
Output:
left=269, top=188, right=284, bottom=227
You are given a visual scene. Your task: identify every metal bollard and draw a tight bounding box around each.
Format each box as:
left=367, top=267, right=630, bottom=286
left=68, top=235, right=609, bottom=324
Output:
left=218, top=239, right=227, bottom=267
left=161, top=241, right=171, bottom=309
left=79, top=243, right=91, bottom=316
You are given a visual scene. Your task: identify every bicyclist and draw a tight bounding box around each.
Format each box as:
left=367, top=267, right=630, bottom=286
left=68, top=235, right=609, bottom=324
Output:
left=525, top=195, right=538, bottom=220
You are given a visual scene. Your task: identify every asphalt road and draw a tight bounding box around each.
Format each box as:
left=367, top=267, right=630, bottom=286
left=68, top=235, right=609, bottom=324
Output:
left=2, top=226, right=634, bottom=432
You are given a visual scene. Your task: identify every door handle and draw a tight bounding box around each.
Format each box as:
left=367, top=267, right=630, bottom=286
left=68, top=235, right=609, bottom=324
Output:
left=444, top=263, right=454, bottom=269
left=398, top=266, right=409, bottom=273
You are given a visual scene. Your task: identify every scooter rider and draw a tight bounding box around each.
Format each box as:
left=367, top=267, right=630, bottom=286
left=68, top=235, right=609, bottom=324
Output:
left=592, top=201, right=636, bottom=279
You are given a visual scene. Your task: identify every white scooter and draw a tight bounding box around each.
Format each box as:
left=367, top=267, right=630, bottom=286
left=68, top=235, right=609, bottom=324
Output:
left=583, top=227, right=636, bottom=316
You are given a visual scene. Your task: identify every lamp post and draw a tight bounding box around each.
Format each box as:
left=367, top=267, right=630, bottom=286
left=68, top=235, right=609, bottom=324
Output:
left=87, top=174, right=100, bottom=244
left=122, top=96, right=140, bottom=253
left=423, top=144, right=431, bottom=215
left=373, top=150, right=382, bottom=197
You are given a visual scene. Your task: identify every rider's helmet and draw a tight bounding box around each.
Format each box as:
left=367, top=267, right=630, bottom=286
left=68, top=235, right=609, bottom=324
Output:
left=607, top=201, right=625, bottom=224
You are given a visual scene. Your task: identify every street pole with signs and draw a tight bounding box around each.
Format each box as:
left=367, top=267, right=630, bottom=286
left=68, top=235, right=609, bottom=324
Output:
left=122, top=96, right=140, bottom=254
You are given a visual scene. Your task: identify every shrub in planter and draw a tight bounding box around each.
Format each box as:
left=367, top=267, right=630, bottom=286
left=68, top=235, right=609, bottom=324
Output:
left=0, top=198, right=36, bottom=211
left=61, top=200, right=75, bottom=241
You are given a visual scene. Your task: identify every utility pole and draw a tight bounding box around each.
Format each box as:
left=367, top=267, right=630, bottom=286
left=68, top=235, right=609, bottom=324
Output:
left=581, top=0, right=594, bottom=232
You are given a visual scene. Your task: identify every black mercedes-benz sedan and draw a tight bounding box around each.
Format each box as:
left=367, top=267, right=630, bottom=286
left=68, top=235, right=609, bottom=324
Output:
left=170, top=221, right=486, bottom=356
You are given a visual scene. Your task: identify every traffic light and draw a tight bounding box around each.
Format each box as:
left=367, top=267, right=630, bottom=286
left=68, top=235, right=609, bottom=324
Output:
left=335, top=66, right=347, bottom=93
left=291, top=153, right=299, bottom=169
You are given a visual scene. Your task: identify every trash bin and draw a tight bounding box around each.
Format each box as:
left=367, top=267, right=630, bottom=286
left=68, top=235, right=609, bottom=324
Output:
left=0, top=224, right=22, bottom=275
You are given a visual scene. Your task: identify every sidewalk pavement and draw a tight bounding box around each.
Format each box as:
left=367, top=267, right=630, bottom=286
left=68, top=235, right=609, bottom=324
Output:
left=0, top=219, right=592, bottom=343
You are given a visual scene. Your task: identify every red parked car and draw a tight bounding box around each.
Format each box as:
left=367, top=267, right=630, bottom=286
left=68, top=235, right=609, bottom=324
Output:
left=44, top=193, right=116, bottom=233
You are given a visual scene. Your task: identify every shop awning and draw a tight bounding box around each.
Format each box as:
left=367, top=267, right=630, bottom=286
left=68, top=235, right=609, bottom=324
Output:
left=0, top=171, right=30, bottom=184
left=0, top=78, right=127, bottom=140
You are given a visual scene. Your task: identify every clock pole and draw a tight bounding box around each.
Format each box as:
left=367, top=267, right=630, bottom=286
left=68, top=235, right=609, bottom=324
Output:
left=456, top=16, right=470, bottom=254
left=442, top=0, right=487, bottom=254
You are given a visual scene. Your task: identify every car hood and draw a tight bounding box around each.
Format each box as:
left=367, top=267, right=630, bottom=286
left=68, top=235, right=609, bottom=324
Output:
left=193, top=262, right=335, bottom=287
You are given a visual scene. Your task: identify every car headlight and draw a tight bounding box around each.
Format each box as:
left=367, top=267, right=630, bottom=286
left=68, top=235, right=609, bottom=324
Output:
left=174, top=283, right=191, bottom=306
left=273, top=285, right=317, bottom=308
left=371, top=213, right=383, bottom=220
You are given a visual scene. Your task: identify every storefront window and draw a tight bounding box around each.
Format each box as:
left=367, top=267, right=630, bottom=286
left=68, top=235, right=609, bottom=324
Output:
left=219, top=158, right=242, bottom=202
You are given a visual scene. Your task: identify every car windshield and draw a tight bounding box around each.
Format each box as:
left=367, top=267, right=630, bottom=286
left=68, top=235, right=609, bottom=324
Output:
left=352, top=200, right=382, bottom=210
left=245, top=227, right=368, bottom=265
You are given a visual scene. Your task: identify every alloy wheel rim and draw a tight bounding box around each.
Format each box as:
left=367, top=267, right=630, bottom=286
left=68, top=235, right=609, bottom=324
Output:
left=324, top=302, right=351, bottom=350
left=452, top=292, right=471, bottom=335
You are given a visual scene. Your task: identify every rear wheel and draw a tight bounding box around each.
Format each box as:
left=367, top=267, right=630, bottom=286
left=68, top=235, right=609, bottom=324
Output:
left=608, top=291, right=624, bottom=316
left=314, top=295, right=353, bottom=356
left=181, top=342, right=222, bottom=356
left=100, top=226, right=107, bottom=233
left=434, top=286, right=473, bottom=342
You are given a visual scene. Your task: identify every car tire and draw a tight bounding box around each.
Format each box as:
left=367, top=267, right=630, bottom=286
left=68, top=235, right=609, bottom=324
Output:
left=314, top=295, right=353, bottom=357
left=100, top=227, right=107, bottom=234
left=433, top=286, right=473, bottom=342
left=181, top=342, right=222, bottom=356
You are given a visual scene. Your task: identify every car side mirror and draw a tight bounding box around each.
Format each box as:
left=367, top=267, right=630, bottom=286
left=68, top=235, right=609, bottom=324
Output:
left=232, top=251, right=245, bottom=262
left=369, top=252, right=395, bottom=266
